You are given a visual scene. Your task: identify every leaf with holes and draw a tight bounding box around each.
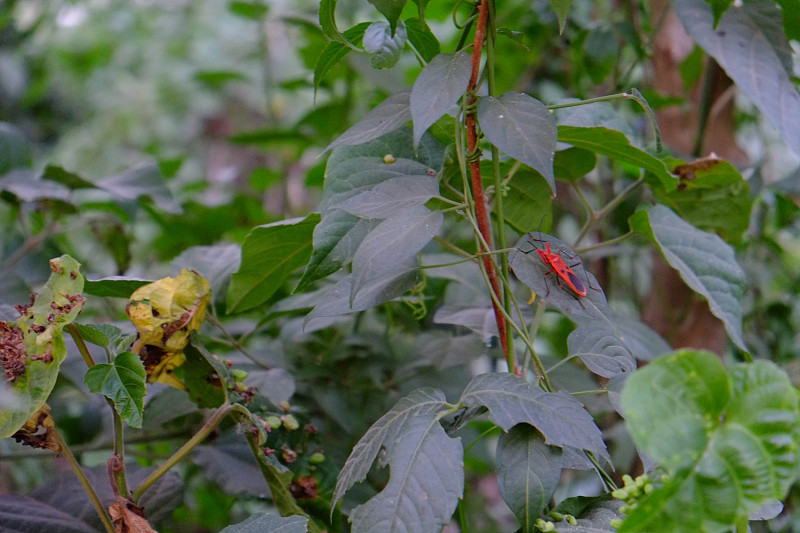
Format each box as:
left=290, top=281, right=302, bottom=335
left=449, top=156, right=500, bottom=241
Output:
left=629, top=204, right=747, bottom=351
left=478, top=92, right=557, bottom=192
left=460, top=373, right=608, bottom=460
left=411, top=52, right=471, bottom=148
left=84, top=352, right=146, bottom=428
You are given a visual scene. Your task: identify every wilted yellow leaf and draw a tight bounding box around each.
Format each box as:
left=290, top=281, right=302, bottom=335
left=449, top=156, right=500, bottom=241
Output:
left=126, top=269, right=210, bottom=388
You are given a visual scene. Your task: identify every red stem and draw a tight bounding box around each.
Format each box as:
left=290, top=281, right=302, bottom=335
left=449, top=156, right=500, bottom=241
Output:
left=465, top=1, right=515, bottom=373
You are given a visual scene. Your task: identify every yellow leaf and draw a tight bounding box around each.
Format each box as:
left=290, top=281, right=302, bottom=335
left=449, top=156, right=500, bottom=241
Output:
left=126, top=269, right=210, bottom=387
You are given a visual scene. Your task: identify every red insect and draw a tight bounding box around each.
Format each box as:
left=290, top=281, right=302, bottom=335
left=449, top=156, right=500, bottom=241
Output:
left=532, top=240, right=588, bottom=297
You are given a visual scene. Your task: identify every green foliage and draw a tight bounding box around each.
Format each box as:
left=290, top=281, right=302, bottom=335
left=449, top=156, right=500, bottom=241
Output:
left=2, top=0, right=800, bottom=531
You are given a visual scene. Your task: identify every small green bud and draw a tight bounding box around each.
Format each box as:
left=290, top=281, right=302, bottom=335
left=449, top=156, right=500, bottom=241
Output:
left=635, top=474, right=649, bottom=488
left=231, top=369, right=249, bottom=382
left=567, top=515, right=577, bottom=525
left=542, top=521, right=555, bottom=532
left=265, top=416, right=282, bottom=430
left=622, top=474, right=634, bottom=487
left=644, top=483, right=655, bottom=494
left=281, top=414, right=300, bottom=431
left=309, top=452, right=326, bottom=464
left=611, top=488, right=627, bottom=500
left=383, top=154, right=395, bottom=164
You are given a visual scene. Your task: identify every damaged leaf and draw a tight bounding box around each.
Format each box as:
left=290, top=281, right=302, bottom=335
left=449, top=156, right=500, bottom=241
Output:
left=109, top=501, right=158, bottom=533
left=125, top=269, right=210, bottom=388
left=0, top=255, right=85, bottom=439
left=10, top=404, right=61, bottom=452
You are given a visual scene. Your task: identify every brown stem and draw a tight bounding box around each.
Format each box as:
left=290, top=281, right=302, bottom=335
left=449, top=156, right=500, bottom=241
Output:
left=465, top=0, right=513, bottom=372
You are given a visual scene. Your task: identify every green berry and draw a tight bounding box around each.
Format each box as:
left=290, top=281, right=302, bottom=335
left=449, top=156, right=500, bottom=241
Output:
left=231, top=369, right=249, bottom=382
left=281, top=414, right=300, bottom=431
left=265, top=415, right=282, bottom=430
left=309, top=452, right=326, bottom=464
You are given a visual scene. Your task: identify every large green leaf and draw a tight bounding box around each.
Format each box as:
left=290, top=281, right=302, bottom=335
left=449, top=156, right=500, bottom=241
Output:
left=404, top=17, right=440, bottom=61
left=0, top=256, right=85, bottom=438
left=410, top=52, right=471, bottom=148
left=509, top=233, right=609, bottom=323
left=477, top=92, right=557, bottom=192
left=84, top=352, right=147, bottom=428
left=496, top=424, right=564, bottom=529
left=333, top=388, right=449, bottom=507
left=619, top=350, right=800, bottom=532
left=227, top=213, right=320, bottom=313
left=557, top=126, right=675, bottom=190
left=460, top=373, right=608, bottom=460
left=501, top=169, right=552, bottom=234
left=673, top=0, right=800, bottom=157
left=628, top=204, right=747, bottom=351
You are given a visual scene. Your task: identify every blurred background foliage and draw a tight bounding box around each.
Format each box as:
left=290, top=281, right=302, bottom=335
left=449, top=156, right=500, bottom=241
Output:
left=1, top=0, right=800, bottom=531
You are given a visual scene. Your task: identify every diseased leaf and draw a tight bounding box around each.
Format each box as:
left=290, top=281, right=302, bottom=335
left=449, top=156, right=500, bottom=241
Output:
left=509, top=233, right=609, bottom=323
left=496, top=425, right=563, bottom=529
left=460, top=373, right=608, bottom=460
left=477, top=92, right=557, bottom=192
left=567, top=325, right=636, bottom=378
left=411, top=52, right=472, bottom=148
left=350, top=208, right=442, bottom=302
left=220, top=513, right=308, bottom=533
left=628, top=204, right=747, bottom=351
left=125, top=270, right=210, bottom=388
left=227, top=213, right=320, bottom=313
left=84, top=352, right=147, bottom=428
left=0, top=256, right=85, bottom=439
left=363, top=21, right=407, bottom=69
left=620, top=351, right=800, bottom=532
left=326, top=88, right=411, bottom=151
left=673, top=0, right=800, bottom=157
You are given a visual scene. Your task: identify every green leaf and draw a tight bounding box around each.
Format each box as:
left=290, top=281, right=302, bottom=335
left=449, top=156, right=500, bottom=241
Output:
left=84, top=352, right=146, bottom=428
left=654, top=157, right=751, bottom=244
left=549, top=0, right=572, bottom=34
left=333, top=388, right=449, bottom=506
left=501, top=169, right=552, bottom=234
left=775, top=0, right=800, bottom=41
left=334, top=389, right=460, bottom=533
left=363, top=21, right=407, bottom=69
left=0, top=122, right=32, bottom=173
left=509, top=233, right=609, bottom=323
left=628, top=204, right=747, bottom=351
left=554, top=147, right=597, bottom=182
left=326, top=87, right=411, bottom=151
left=220, top=513, right=308, bottom=533
left=673, top=0, right=800, bottom=157
left=0, top=256, right=85, bottom=439
left=557, top=126, right=675, bottom=190
left=404, top=17, right=440, bottom=61
left=180, top=338, right=231, bottom=408
left=411, top=51, right=471, bottom=148
left=368, top=0, right=408, bottom=33
left=336, top=175, right=439, bottom=219
left=227, top=1, right=269, bottom=20
left=567, top=325, right=636, bottom=378
left=620, top=351, right=800, bottom=532
left=477, top=92, right=557, bottom=192
left=73, top=323, right=123, bottom=349
left=83, top=276, right=151, bottom=298
left=40, top=165, right=97, bottom=189
left=0, top=170, right=70, bottom=202
left=319, top=0, right=361, bottom=50
left=227, top=213, right=320, bottom=313
left=496, top=424, right=563, bottom=529
left=171, top=244, right=242, bottom=298
left=460, top=373, right=608, bottom=460
left=351, top=208, right=442, bottom=302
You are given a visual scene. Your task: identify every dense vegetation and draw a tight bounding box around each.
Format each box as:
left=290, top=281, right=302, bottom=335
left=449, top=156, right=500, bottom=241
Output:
left=1, top=0, right=800, bottom=532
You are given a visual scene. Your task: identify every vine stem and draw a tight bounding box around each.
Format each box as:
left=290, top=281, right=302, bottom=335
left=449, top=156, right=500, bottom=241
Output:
left=131, top=402, right=246, bottom=502
left=51, top=426, right=115, bottom=533
left=464, top=0, right=513, bottom=372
